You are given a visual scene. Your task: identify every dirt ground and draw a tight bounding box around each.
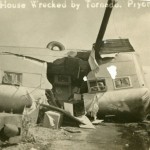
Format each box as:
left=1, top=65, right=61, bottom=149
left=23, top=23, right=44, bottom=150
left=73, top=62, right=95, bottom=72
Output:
left=1, top=122, right=150, bottom=150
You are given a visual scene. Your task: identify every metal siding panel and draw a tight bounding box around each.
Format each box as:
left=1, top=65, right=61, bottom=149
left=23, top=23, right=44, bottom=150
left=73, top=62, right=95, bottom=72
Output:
left=22, top=73, right=42, bottom=88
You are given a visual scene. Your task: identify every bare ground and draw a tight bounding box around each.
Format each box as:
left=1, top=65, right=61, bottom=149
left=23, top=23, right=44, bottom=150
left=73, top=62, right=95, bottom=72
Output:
left=1, top=122, right=150, bottom=150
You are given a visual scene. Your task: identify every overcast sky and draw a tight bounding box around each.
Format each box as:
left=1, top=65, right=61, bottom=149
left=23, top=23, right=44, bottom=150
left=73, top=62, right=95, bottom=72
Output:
left=0, top=0, right=150, bottom=65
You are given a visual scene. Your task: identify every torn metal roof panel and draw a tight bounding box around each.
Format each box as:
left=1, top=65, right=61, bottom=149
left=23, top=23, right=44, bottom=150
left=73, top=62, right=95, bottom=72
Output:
left=99, top=39, right=135, bottom=54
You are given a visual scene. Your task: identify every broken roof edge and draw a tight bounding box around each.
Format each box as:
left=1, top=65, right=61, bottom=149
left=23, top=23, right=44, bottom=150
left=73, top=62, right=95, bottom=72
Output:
left=0, top=45, right=91, bottom=52
left=0, top=52, right=45, bottom=63
left=0, top=46, right=91, bottom=63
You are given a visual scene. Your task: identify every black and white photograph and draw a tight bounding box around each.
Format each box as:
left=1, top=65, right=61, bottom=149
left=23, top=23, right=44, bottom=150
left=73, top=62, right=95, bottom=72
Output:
left=0, top=0, right=150, bottom=149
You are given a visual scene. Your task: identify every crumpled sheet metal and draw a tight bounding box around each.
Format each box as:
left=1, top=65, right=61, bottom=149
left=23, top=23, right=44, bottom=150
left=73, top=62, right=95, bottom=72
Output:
left=83, top=88, right=150, bottom=121
left=0, top=85, right=47, bottom=114
left=0, top=85, right=32, bottom=113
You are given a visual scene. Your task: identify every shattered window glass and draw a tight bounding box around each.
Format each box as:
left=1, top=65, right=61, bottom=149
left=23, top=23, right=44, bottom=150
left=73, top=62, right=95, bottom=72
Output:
left=114, top=77, right=132, bottom=89
left=88, top=79, right=106, bottom=93
left=2, top=72, right=22, bottom=86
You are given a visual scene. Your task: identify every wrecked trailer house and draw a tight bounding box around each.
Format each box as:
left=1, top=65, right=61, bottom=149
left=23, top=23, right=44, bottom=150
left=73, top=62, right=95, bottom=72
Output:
left=0, top=50, right=52, bottom=113
left=0, top=46, right=89, bottom=143
left=85, top=39, right=150, bottom=121
left=0, top=0, right=149, bottom=124
left=0, top=46, right=90, bottom=112
left=0, top=50, right=54, bottom=144
left=84, top=0, right=150, bottom=122
left=0, top=39, right=149, bottom=122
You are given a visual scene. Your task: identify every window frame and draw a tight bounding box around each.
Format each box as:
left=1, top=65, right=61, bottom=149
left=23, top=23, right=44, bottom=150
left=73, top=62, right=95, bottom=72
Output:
left=2, top=71, right=22, bottom=86
left=88, top=78, right=107, bottom=93
left=113, top=76, right=132, bottom=89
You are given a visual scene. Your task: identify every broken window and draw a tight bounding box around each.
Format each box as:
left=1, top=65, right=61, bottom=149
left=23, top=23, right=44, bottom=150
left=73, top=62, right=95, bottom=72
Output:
left=88, top=79, right=107, bottom=93
left=114, top=76, right=132, bottom=89
left=2, top=72, right=22, bottom=86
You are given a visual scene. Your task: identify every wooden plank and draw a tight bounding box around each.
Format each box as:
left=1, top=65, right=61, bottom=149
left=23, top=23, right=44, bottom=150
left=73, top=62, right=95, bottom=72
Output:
left=41, top=104, right=85, bottom=125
